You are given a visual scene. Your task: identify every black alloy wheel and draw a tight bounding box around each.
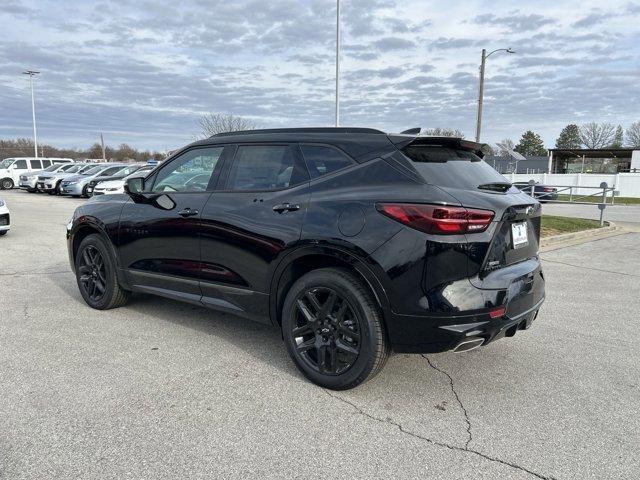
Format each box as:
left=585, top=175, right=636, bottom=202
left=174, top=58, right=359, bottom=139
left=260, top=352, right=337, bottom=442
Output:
left=292, top=287, right=361, bottom=375
left=282, top=268, right=389, bottom=390
left=78, top=245, right=107, bottom=303
left=75, top=234, right=130, bottom=310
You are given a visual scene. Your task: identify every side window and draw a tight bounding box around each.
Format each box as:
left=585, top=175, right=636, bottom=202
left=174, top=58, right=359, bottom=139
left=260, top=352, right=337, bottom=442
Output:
left=42, top=160, right=52, bottom=167
left=152, top=147, right=223, bottom=193
left=300, top=145, right=354, bottom=179
left=101, top=166, right=124, bottom=176
left=30, top=160, right=42, bottom=169
left=14, top=160, right=28, bottom=170
left=226, top=145, right=307, bottom=191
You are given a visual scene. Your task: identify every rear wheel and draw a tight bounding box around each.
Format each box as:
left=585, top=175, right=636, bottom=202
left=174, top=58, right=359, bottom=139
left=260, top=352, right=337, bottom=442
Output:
left=1, top=178, right=13, bottom=190
left=75, top=234, right=130, bottom=310
left=0, top=231, right=7, bottom=236
left=281, top=268, right=389, bottom=390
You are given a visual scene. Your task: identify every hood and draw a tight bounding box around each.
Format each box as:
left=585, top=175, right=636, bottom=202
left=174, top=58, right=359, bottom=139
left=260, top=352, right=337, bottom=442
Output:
left=95, top=179, right=125, bottom=189
left=63, top=174, right=85, bottom=182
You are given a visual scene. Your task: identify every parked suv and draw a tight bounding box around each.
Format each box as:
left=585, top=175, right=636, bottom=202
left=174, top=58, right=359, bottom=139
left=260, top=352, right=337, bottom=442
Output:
left=0, top=157, right=73, bottom=189
left=39, top=163, right=96, bottom=194
left=67, top=128, right=545, bottom=389
left=20, top=163, right=77, bottom=192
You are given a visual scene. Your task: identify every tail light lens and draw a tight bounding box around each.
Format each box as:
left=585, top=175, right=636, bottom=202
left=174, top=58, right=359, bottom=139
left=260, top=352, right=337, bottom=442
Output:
left=376, top=203, right=494, bottom=234
left=543, top=187, right=554, bottom=192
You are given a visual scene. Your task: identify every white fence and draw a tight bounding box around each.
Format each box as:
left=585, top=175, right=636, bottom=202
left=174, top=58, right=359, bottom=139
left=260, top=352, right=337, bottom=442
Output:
left=508, top=173, right=640, bottom=198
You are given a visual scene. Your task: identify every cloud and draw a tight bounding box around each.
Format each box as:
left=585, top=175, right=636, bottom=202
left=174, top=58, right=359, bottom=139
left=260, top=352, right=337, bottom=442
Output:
left=0, top=0, right=638, bottom=150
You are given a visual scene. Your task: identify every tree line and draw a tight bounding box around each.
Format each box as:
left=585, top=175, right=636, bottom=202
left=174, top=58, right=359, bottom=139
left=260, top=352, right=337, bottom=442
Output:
left=495, top=121, right=640, bottom=157
left=0, top=138, right=166, bottom=162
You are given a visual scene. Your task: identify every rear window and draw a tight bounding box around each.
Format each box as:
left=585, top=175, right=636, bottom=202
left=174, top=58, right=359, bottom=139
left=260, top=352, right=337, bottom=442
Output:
left=402, top=145, right=507, bottom=190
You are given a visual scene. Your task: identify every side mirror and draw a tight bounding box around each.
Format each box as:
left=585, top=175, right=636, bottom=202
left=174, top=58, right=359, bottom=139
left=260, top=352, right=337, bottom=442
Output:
left=124, top=177, right=144, bottom=194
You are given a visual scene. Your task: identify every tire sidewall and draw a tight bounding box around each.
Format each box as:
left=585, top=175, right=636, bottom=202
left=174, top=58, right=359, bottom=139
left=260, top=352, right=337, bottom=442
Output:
left=1, top=178, right=13, bottom=190
left=75, top=234, right=119, bottom=309
left=282, top=269, right=382, bottom=389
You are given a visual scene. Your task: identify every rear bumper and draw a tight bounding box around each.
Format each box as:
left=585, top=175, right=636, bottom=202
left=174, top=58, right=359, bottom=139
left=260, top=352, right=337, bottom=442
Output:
left=386, top=261, right=545, bottom=353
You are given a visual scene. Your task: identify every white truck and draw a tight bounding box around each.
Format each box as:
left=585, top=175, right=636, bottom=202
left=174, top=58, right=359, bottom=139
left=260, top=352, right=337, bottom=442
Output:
left=0, top=157, right=74, bottom=190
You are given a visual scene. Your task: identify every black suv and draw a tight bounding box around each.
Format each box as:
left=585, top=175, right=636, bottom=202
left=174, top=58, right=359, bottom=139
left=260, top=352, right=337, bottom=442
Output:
left=67, top=128, right=544, bottom=389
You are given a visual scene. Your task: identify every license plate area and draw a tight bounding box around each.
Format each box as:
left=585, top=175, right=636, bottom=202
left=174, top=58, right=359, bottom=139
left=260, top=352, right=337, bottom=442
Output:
left=511, top=221, right=529, bottom=249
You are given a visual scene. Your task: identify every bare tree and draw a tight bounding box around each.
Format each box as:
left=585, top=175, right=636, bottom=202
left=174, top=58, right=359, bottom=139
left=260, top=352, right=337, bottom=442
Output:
left=495, top=138, right=515, bottom=156
left=422, top=127, right=465, bottom=138
left=579, top=122, right=615, bottom=149
left=625, top=121, right=640, bottom=147
left=198, top=113, right=256, bottom=137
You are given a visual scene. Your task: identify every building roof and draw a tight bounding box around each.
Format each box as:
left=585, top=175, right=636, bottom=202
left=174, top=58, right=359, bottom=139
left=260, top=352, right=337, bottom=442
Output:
left=549, top=148, right=635, bottom=158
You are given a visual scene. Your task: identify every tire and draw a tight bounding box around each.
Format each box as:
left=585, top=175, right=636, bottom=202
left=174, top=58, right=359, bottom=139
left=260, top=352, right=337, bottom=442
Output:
left=281, top=268, right=389, bottom=390
left=75, top=233, right=130, bottom=310
left=1, top=178, right=14, bottom=190
left=0, top=231, right=7, bottom=236
left=82, top=185, right=90, bottom=198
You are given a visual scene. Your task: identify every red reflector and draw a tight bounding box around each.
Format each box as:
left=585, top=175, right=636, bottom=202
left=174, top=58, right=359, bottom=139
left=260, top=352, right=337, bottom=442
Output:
left=376, top=203, right=494, bottom=234
left=543, top=187, right=554, bottom=192
left=489, top=306, right=506, bottom=319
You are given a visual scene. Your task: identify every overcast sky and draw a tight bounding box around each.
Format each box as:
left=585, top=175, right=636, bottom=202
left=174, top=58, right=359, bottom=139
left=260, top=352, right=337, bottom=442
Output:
left=0, top=0, right=638, bottom=151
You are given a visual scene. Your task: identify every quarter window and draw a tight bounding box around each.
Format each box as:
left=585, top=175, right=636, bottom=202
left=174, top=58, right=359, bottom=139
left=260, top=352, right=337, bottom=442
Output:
left=226, top=145, right=307, bottom=191
left=153, top=147, right=223, bottom=193
left=42, top=160, right=52, bottom=167
left=300, top=145, right=354, bottom=179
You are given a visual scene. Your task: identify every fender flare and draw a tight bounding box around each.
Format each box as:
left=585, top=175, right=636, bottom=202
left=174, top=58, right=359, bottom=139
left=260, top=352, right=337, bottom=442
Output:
left=268, top=244, right=391, bottom=327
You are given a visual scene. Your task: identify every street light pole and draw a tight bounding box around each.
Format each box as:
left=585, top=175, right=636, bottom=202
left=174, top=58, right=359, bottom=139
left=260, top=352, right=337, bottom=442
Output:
left=22, top=70, right=40, bottom=158
left=475, top=48, right=514, bottom=143
left=335, top=0, right=340, bottom=127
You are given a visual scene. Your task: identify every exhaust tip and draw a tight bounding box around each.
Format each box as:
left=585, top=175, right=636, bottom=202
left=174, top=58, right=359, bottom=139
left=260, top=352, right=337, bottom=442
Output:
left=452, top=337, right=485, bottom=353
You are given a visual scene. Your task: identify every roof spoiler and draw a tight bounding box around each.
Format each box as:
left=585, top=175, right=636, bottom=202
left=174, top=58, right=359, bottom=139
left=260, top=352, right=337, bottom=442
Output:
left=387, top=135, right=491, bottom=159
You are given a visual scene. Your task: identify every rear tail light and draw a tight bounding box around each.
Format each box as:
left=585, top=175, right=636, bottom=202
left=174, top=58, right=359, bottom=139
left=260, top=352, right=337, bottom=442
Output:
left=543, top=187, right=554, bottom=192
left=489, top=306, right=506, bottom=319
left=376, top=203, right=494, bottom=234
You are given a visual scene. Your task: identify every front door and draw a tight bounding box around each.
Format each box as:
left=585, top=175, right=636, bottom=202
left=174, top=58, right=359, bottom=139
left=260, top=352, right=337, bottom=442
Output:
left=118, top=145, right=227, bottom=303
left=199, top=144, right=310, bottom=322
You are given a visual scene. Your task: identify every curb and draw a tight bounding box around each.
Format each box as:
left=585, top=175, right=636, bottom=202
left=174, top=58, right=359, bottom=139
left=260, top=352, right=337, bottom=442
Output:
left=540, top=222, right=625, bottom=251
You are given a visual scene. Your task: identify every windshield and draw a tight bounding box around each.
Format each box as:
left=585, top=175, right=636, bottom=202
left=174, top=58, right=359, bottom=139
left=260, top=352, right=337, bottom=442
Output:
left=401, top=146, right=508, bottom=190
left=43, top=164, right=60, bottom=172
left=0, top=159, right=15, bottom=169
left=82, top=166, right=105, bottom=175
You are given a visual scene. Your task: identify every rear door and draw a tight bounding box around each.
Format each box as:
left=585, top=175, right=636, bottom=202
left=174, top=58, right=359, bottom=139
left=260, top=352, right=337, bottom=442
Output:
left=198, top=144, right=309, bottom=321
left=118, top=146, right=227, bottom=301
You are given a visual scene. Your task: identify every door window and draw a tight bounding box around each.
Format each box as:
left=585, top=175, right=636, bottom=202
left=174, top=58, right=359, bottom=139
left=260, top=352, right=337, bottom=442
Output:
left=14, top=160, right=27, bottom=170
left=30, top=160, right=42, bottom=169
left=226, top=145, right=307, bottom=191
left=42, top=160, right=52, bottom=167
left=152, top=147, right=223, bottom=193
left=300, top=145, right=354, bottom=179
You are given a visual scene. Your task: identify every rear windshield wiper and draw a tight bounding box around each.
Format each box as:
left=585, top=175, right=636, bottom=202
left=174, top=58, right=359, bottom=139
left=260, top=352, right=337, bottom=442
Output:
left=478, top=182, right=512, bottom=192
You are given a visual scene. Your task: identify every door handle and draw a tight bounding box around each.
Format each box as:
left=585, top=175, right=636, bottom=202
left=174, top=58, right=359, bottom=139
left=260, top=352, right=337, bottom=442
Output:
left=178, top=208, right=199, bottom=217
left=272, top=203, right=300, bottom=213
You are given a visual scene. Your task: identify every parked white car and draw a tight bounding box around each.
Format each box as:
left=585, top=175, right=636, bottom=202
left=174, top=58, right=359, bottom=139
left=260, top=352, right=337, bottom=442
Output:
left=0, top=157, right=74, bottom=190
left=92, top=165, right=155, bottom=195
left=19, top=163, right=77, bottom=192
left=0, top=196, right=9, bottom=236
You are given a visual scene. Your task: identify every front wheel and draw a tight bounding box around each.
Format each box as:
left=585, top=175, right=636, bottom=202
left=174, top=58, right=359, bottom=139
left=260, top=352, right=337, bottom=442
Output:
left=75, top=234, right=130, bottom=310
left=1, top=178, right=14, bottom=190
left=281, top=268, right=389, bottom=390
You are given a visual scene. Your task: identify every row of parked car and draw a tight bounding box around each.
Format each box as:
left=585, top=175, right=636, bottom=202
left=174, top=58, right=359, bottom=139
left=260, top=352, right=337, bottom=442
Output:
left=0, top=157, right=155, bottom=197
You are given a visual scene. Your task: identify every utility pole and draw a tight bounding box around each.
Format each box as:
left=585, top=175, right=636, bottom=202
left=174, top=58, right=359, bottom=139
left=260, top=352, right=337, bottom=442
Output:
left=100, top=133, right=106, bottom=162
left=22, top=70, right=40, bottom=157
left=475, top=50, right=486, bottom=143
left=335, top=0, right=340, bottom=127
left=475, top=48, right=515, bottom=142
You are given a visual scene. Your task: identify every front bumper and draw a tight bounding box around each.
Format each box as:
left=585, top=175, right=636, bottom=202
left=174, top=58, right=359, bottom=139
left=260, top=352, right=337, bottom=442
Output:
left=0, top=211, right=10, bottom=231
left=60, top=183, right=83, bottom=195
left=19, top=178, right=37, bottom=190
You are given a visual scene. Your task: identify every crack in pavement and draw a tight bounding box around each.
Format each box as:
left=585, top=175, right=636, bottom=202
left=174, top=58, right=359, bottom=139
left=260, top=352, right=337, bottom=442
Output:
left=0, top=270, right=69, bottom=277
left=422, top=355, right=472, bottom=449
left=322, top=389, right=556, bottom=480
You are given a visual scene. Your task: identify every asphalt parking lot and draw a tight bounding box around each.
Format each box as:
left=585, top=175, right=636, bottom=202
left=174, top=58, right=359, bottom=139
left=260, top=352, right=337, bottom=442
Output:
left=1, top=190, right=638, bottom=480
